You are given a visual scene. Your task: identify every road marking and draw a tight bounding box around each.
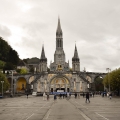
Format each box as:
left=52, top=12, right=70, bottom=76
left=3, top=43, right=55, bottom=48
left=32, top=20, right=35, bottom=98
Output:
left=42, top=102, right=54, bottom=120
left=46, top=109, right=51, bottom=119
left=78, top=110, right=91, bottom=120
left=25, top=102, right=50, bottom=120
left=73, top=100, right=88, bottom=109
left=95, top=112, right=109, bottom=120
left=70, top=100, right=91, bottom=120
left=26, top=113, right=34, bottom=120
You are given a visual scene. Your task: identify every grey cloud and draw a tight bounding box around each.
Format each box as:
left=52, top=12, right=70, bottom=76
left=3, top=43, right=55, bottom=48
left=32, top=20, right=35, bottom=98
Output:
left=0, top=24, right=11, bottom=37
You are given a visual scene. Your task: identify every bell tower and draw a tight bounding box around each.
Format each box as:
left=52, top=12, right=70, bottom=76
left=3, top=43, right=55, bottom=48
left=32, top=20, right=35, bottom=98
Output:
left=39, top=45, right=47, bottom=72
left=72, top=44, right=80, bottom=71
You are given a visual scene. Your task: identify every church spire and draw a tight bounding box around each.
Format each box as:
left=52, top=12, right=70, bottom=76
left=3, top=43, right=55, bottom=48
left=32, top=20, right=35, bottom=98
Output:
left=40, top=45, right=46, bottom=60
left=73, top=44, right=79, bottom=59
left=72, top=44, right=80, bottom=72
left=56, top=17, right=62, bottom=36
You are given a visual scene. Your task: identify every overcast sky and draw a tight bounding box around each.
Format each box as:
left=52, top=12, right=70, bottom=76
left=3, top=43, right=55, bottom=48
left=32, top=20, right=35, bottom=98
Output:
left=0, top=0, right=120, bottom=73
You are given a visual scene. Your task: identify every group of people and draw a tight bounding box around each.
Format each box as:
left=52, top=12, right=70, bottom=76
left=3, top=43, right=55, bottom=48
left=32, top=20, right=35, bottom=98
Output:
left=101, top=92, right=112, bottom=99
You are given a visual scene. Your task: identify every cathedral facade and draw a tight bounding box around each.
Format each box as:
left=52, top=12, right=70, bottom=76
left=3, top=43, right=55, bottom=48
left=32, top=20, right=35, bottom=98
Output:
left=32, top=18, right=88, bottom=93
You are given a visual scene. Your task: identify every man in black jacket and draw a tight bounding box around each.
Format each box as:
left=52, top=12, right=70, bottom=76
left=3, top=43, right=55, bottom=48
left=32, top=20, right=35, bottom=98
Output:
left=86, top=92, right=90, bottom=103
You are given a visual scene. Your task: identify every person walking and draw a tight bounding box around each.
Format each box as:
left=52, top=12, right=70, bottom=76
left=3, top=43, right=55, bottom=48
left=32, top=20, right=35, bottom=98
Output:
left=75, top=92, right=77, bottom=99
left=83, top=92, right=85, bottom=98
left=92, top=92, right=95, bottom=98
left=27, top=93, right=29, bottom=99
left=109, top=93, right=112, bottom=99
left=54, top=94, right=57, bottom=102
left=86, top=92, right=90, bottom=103
left=43, top=92, right=46, bottom=101
left=67, top=92, right=70, bottom=100
left=47, top=94, right=49, bottom=101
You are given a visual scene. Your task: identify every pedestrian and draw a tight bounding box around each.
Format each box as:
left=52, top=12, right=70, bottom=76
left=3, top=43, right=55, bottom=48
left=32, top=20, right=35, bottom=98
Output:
left=92, top=92, right=94, bottom=97
left=109, top=93, right=112, bottom=99
left=86, top=92, right=90, bottom=103
left=54, top=94, right=57, bottom=102
left=83, top=92, right=85, bottom=98
left=63, top=94, right=65, bottom=99
left=75, top=92, right=77, bottom=99
left=27, top=93, right=29, bottom=99
left=67, top=92, right=70, bottom=100
left=43, top=92, right=46, bottom=101
left=77, top=93, right=80, bottom=98
left=69, top=92, right=71, bottom=99
left=47, top=94, right=49, bottom=101
left=60, top=93, right=62, bottom=99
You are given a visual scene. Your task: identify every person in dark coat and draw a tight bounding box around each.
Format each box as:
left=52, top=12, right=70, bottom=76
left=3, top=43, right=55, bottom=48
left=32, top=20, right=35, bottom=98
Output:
left=27, top=93, right=29, bottom=99
left=83, top=92, right=85, bottom=98
left=86, top=92, right=90, bottom=103
left=75, top=92, right=77, bottom=99
left=54, top=94, right=57, bottom=102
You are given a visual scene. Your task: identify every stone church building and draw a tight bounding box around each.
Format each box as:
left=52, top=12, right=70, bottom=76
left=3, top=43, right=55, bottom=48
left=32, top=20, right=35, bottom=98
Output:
left=32, top=18, right=92, bottom=93
left=8, top=18, right=106, bottom=94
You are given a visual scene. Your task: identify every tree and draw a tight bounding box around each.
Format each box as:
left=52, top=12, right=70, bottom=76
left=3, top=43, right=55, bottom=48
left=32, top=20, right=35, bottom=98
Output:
left=7, top=48, right=19, bottom=65
left=0, top=37, right=19, bottom=66
left=0, top=37, right=10, bottom=61
left=103, top=68, right=120, bottom=93
left=0, top=71, right=10, bottom=93
left=20, top=68, right=28, bottom=74
left=94, top=77, right=104, bottom=91
left=3, top=62, right=15, bottom=72
left=0, top=60, right=5, bottom=69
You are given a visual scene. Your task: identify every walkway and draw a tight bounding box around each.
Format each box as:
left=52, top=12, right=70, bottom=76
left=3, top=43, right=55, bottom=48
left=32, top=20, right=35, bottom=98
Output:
left=0, top=95, right=120, bottom=120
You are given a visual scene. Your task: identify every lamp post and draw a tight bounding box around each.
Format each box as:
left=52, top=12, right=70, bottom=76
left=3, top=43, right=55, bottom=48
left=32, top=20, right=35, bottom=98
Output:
left=106, top=68, right=111, bottom=92
left=13, top=79, right=16, bottom=96
left=1, top=81, right=4, bottom=97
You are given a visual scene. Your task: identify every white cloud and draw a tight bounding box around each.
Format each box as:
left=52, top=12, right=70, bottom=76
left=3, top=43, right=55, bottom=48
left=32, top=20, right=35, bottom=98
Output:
left=0, top=0, right=120, bottom=72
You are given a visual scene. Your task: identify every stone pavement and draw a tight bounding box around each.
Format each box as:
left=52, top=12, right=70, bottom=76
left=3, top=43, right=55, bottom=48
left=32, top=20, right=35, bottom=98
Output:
left=0, top=95, right=120, bottom=120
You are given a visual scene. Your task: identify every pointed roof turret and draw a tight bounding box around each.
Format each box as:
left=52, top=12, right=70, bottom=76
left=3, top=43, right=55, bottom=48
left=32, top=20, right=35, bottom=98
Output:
left=74, top=44, right=79, bottom=58
left=40, top=45, right=47, bottom=62
left=56, top=17, right=62, bottom=35
left=72, top=44, right=79, bottom=61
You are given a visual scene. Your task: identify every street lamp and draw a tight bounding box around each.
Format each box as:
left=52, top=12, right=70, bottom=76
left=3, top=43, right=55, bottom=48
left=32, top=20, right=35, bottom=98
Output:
left=10, top=70, right=13, bottom=97
left=1, top=81, right=4, bottom=97
left=106, top=68, right=111, bottom=92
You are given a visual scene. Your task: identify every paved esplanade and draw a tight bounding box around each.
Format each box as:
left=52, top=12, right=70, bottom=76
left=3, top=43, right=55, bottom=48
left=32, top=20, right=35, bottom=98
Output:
left=0, top=95, right=120, bottom=120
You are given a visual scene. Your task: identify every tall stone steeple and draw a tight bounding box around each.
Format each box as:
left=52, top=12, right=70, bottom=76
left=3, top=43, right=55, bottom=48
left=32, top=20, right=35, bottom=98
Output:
left=72, top=44, right=80, bottom=72
left=39, top=45, right=47, bottom=72
left=56, top=17, right=63, bottom=50
left=50, top=17, right=69, bottom=72
left=40, top=45, right=46, bottom=59
left=73, top=44, right=79, bottom=59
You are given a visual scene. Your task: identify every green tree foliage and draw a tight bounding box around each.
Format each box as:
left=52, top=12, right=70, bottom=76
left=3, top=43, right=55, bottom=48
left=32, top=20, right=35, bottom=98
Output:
left=3, top=62, right=15, bottom=71
left=0, top=37, right=19, bottom=70
left=0, top=71, right=10, bottom=93
left=0, top=37, right=10, bottom=61
left=103, top=68, right=120, bottom=91
left=20, top=68, right=28, bottom=74
left=0, top=60, right=5, bottom=69
left=7, top=48, right=19, bottom=65
left=94, top=77, right=104, bottom=91
left=23, top=58, right=29, bottom=64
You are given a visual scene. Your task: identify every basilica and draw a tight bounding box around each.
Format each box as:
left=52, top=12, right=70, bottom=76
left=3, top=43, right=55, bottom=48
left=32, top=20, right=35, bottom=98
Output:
left=10, top=18, right=106, bottom=94
left=32, top=18, right=88, bottom=93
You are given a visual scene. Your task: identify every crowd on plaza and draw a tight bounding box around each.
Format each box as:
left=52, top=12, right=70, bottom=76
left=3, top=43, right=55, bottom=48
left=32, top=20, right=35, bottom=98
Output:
left=40, top=91, right=114, bottom=102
